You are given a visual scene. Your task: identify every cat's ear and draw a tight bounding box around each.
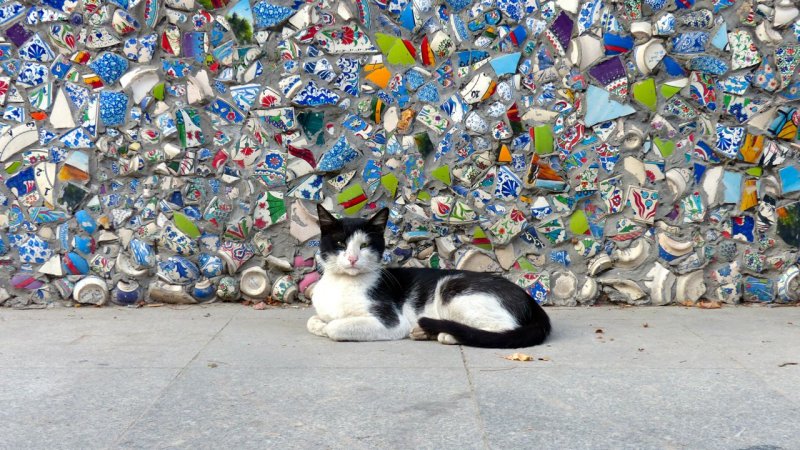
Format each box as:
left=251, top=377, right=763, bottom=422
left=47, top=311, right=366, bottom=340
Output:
left=367, top=207, right=390, bottom=230
left=316, top=204, right=339, bottom=232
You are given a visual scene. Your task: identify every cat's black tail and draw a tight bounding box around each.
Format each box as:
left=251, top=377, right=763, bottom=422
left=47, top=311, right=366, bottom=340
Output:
left=417, top=316, right=551, bottom=349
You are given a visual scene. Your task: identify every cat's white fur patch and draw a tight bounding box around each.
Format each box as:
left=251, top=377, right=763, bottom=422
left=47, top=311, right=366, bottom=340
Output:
left=440, top=293, right=518, bottom=332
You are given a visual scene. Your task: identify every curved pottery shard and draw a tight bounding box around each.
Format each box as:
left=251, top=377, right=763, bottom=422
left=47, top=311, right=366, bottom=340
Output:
left=675, top=270, right=706, bottom=303
left=644, top=262, right=676, bottom=306
left=657, top=232, right=694, bottom=263
left=0, top=122, right=38, bottom=162
left=599, top=278, right=648, bottom=304
left=612, top=238, right=651, bottom=269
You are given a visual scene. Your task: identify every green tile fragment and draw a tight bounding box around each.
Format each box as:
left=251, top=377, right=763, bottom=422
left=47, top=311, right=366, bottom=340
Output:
left=381, top=173, right=398, bottom=197
left=173, top=211, right=201, bottom=239
left=337, top=184, right=367, bottom=215
left=632, top=78, right=657, bottom=111
left=153, top=83, right=165, bottom=101
left=569, top=210, right=590, bottom=236
left=431, top=164, right=452, bottom=185
left=534, top=125, right=553, bottom=154
left=746, top=167, right=762, bottom=177
left=653, top=136, right=675, bottom=157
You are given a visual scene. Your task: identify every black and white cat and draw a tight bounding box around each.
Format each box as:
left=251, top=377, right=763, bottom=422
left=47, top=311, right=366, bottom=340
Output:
left=307, top=205, right=551, bottom=348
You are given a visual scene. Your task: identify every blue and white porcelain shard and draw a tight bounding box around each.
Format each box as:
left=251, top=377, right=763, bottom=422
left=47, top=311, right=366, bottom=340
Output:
left=584, top=85, right=636, bottom=127
left=287, top=174, right=324, bottom=200
left=98, top=91, right=128, bottom=127
left=252, top=1, right=295, bottom=28
left=317, top=136, right=359, bottom=172
left=157, top=256, right=201, bottom=285
left=292, top=80, right=340, bottom=107
left=88, top=52, right=129, bottom=85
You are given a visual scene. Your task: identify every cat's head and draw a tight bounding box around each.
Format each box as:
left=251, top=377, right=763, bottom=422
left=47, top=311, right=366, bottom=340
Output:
left=317, top=205, right=389, bottom=276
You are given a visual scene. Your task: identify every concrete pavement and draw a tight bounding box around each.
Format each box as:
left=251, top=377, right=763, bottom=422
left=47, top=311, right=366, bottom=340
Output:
left=1, top=304, right=798, bottom=449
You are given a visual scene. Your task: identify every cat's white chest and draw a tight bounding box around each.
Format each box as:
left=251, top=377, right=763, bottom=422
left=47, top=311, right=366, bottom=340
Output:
left=311, top=273, right=375, bottom=321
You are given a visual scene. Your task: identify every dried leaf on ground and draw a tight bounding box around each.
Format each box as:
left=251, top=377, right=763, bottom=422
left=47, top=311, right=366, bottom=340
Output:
left=504, top=352, right=534, bottom=361
left=253, top=301, right=268, bottom=310
left=697, top=300, right=722, bottom=309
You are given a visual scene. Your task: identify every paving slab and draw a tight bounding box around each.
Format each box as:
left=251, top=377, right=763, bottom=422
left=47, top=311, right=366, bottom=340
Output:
left=0, top=368, right=180, bottom=449
left=115, top=367, right=484, bottom=450
left=0, top=306, right=237, bottom=369
left=469, top=367, right=800, bottom=450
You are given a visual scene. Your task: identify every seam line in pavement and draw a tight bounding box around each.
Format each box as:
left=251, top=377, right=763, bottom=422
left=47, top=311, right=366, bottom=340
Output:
left=108, top=309, right=239, bottom=448
left=460, top=346, right=491, bottom=450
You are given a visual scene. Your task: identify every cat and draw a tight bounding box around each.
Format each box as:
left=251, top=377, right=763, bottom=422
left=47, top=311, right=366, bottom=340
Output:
left=306, top=205, right=551, bottom=348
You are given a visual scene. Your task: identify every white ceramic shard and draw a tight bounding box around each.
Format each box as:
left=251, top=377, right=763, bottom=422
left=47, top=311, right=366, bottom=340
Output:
left=149, top=281, right=197, bottom=304
left=240, top=266, right=270, bottom=298
left=266, top=255, right=293, bottom=271
left=588, top=253, right=613, bottom=276
left=555, top=0, right=578, bottom=13
left=383, top=106, right=399, bottom=132
left=494, top=243, right=516, bottom=271
left=623, top=157, right=647, bottom=184
left=773, top=6, right=799, bottom=27
left=634, top=39, right=666, bottom=75
left=73, top=276, right=109, bottom=305
left=567, top=35, right=604, bottom=70
left=747, top=108, right=776, bottom=132
left=612, top=239, right=651, bottom=269
left=755, top=22, right=783, bottom=43
left=289, top=201, right=320, bottom=243
left=0, top=122, right=38, bottom=162
left=657, top=233, right=694, bottom=262
left=38, top=255, right=64, bottom=277
left=455, top=249, right=501, bottom=272
left=600, top=278, right=648, bottom=304
left=630, top=22, right=653, bottom=41
left=120, top=66, right=160, bottom=103
left=35, top=162, right=57, bottom=206
left=50, top=89, right=75, bottom=129
left=702, top=166, right=724, bottom=206
left=435, top=236, right=457, bottom=259
left=665, top=168, right=692, bottom=200
left=116, top=252, right=149, bottom=277
left=550, top=270, right=578, bottom=306
left=288, top=3, right=314, bottom=30
left=675, top=270, right=706, bottom=303
left=577, top=277, right=599, bottom=304
left=644, top=262, right=676, bottom=306
left=622, top=125, right=645, bottom=150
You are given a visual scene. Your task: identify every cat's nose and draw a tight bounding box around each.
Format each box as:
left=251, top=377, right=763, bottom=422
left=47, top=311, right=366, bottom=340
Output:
left=348, top=255, right=358, bottom=265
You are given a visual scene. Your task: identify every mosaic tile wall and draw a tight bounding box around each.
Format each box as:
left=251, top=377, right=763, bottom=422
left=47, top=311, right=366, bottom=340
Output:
left=1, top=0, right=800, bottom=307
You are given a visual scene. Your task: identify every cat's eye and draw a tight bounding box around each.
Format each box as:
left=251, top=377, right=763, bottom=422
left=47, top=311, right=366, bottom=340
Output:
left=336, top=241, right=346, bottom=248
left=360, top=243, right=368, bottom=249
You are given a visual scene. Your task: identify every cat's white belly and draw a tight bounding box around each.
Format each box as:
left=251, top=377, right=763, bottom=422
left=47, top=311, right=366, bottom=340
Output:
left=311, top=273, right=375, bottom=322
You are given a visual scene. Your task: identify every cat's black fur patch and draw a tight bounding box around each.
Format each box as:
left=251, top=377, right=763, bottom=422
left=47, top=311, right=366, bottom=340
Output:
left=368, top=268, right=461, bottom=327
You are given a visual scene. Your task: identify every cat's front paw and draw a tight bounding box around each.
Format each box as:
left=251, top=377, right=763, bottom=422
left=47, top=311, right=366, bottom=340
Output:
left=307, top=315, right=328, bottom=337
